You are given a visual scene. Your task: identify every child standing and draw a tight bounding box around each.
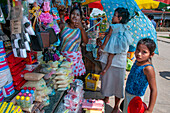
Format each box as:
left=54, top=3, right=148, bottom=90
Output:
left=123, top=38, right=157, bottom=113
left=99, top=7, right=133, bottom=113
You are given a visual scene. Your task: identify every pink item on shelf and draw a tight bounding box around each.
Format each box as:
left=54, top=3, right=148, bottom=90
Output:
left=39, top=12, right=53, bottom=24
left=23, top=93, right=27, bottom=97
left=82, top=99, right=104, bottom=110
left=43, top=2, right=50, bottom=12
left=18, top=92, right=22, bottom=96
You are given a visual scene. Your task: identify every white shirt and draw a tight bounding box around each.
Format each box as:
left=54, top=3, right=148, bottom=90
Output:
left=99, top=47, right=128, bottom=69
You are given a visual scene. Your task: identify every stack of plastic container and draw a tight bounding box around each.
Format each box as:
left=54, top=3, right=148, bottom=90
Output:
left=64, top=79, right=84, bottom=113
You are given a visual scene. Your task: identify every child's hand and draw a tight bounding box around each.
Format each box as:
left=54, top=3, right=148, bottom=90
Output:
left=100, top=70, right=106, bottom=76
left=101, top=45, right=105, bottom=50
left=144, top=110, right=152, bottom=113
left=96, top=38, right=102, bottom=46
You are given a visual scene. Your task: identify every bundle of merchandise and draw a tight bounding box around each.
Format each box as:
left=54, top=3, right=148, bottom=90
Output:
left=39, top=50, right=74, bottom=91
left=0, top=41, right=15, bottom=102
left=63, top=79, right=84, bottom=113
left=14, top=88, right=35, bottom=112
left=54, top=0, right=72, bottom=10
left=25, top=51, right=40, bottom=72
left=53, top=60, right=74, bottom=91
left=14, top=86, right=45, bottom=112
left=82, top=99, right=104, bottom=113
left=6, top=51, right=28, bottom=90
left=0, top=102, right=23, bottom=113
left=21, top=78, right=52, bottom=107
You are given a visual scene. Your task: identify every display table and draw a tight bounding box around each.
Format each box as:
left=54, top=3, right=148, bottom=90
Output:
left=43, top=90, right=66, bottom=113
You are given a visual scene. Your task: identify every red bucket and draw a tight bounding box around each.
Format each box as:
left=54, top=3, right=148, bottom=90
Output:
left=128, top=96, right=147, bottom=113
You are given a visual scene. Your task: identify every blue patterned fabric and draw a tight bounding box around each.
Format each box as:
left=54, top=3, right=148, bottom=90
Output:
left=104, top=24, right=133, bottom=54
left=125, top=61, right=153, bottom=96
left=101, top=0, right=159, bottom=54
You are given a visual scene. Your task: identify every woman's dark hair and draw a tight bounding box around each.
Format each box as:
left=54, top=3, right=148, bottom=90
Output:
left=115, top=7, right=130, bottom=24
left=69, top=7, right=83, bottom=19
left=148, top=14, right=154, bottom=20
left=137, top=38, right=156, bottom=54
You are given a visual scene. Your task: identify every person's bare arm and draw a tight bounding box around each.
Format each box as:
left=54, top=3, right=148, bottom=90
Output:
left=75, top=21, right=88, bottom=44
left=144, top=66, right=157, bottom=113
left=101, top=26, right=113, bottom=50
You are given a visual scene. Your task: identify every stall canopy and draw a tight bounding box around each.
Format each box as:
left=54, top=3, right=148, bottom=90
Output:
left=154, top=0, right=170, bottom=5
left=88, top=0, right=103, bottom=10
left=135, top=0, right=160, bottom=9
left=85, top=0, right=169, bottom=10
left=135, top=0, right=170, bottom=9
left=82, top=0, right=100, bottom=5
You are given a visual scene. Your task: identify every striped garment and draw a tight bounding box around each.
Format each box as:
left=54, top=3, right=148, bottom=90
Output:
left=60, top=25, right=81, bottom=52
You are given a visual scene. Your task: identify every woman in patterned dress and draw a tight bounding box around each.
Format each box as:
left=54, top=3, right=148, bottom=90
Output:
left=59, top=7, right=88, bottom=78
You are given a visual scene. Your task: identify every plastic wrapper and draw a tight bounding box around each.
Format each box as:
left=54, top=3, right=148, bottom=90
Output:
left=49, top=60, right=59, bottom=68
left=60, top=61, right=73, bottom=68
left=53, top=84, right=58, bottom=89
left=22, top=79, right=46, bottom=90
left=42, top=96, right=50, bottom=106
left=58, top=83, right=69, bottom=88
left=35, top=96, right=43, bottom=102
left=56, top=79, right=68, bottom=85
left=55, top=67, right=68, bottom=75
left=54, top=75, right=68, bottom=80
left=24, top=73, right=45, bottom=81
left=36, top=90, right=47, bottom=97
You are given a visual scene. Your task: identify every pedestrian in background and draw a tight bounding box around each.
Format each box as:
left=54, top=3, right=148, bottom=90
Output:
left=148, top=14, right=156, bottom=29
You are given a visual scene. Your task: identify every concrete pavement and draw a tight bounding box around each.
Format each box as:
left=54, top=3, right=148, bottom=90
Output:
left=84, top=32, right=170, bottom=113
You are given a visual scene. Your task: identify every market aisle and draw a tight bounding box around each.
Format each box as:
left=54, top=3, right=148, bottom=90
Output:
left=84, top=33, right=170, bottom=113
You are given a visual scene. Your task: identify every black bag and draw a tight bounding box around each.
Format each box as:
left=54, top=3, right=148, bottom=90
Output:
left=30, top=35, right=43, bottom=51
left=30, top=23, right=50, bottom=51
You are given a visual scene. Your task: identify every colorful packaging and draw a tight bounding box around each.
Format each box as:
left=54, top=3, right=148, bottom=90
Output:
left=2, top=81, right=15, bottom=97
left=16, top=96, right=21, bottom=106
left=20, top=96, right=26, bottom=108
left=25, top=97, right=31, bottom=108
left=0, top=88, right=4, bottom=102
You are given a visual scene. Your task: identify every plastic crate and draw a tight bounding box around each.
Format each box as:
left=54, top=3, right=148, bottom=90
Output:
left=85, top=73, right=100, bottom=91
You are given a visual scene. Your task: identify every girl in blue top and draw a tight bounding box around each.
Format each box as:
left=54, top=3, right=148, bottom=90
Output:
left=123, top=38, right=157, bottom=113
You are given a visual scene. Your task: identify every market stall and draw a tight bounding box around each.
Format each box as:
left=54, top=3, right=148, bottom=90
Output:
left=0, top=0, right=107, bottom=112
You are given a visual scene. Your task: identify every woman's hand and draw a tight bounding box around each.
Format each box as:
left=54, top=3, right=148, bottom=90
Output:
left=74, top=21, right=84, bottom=30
